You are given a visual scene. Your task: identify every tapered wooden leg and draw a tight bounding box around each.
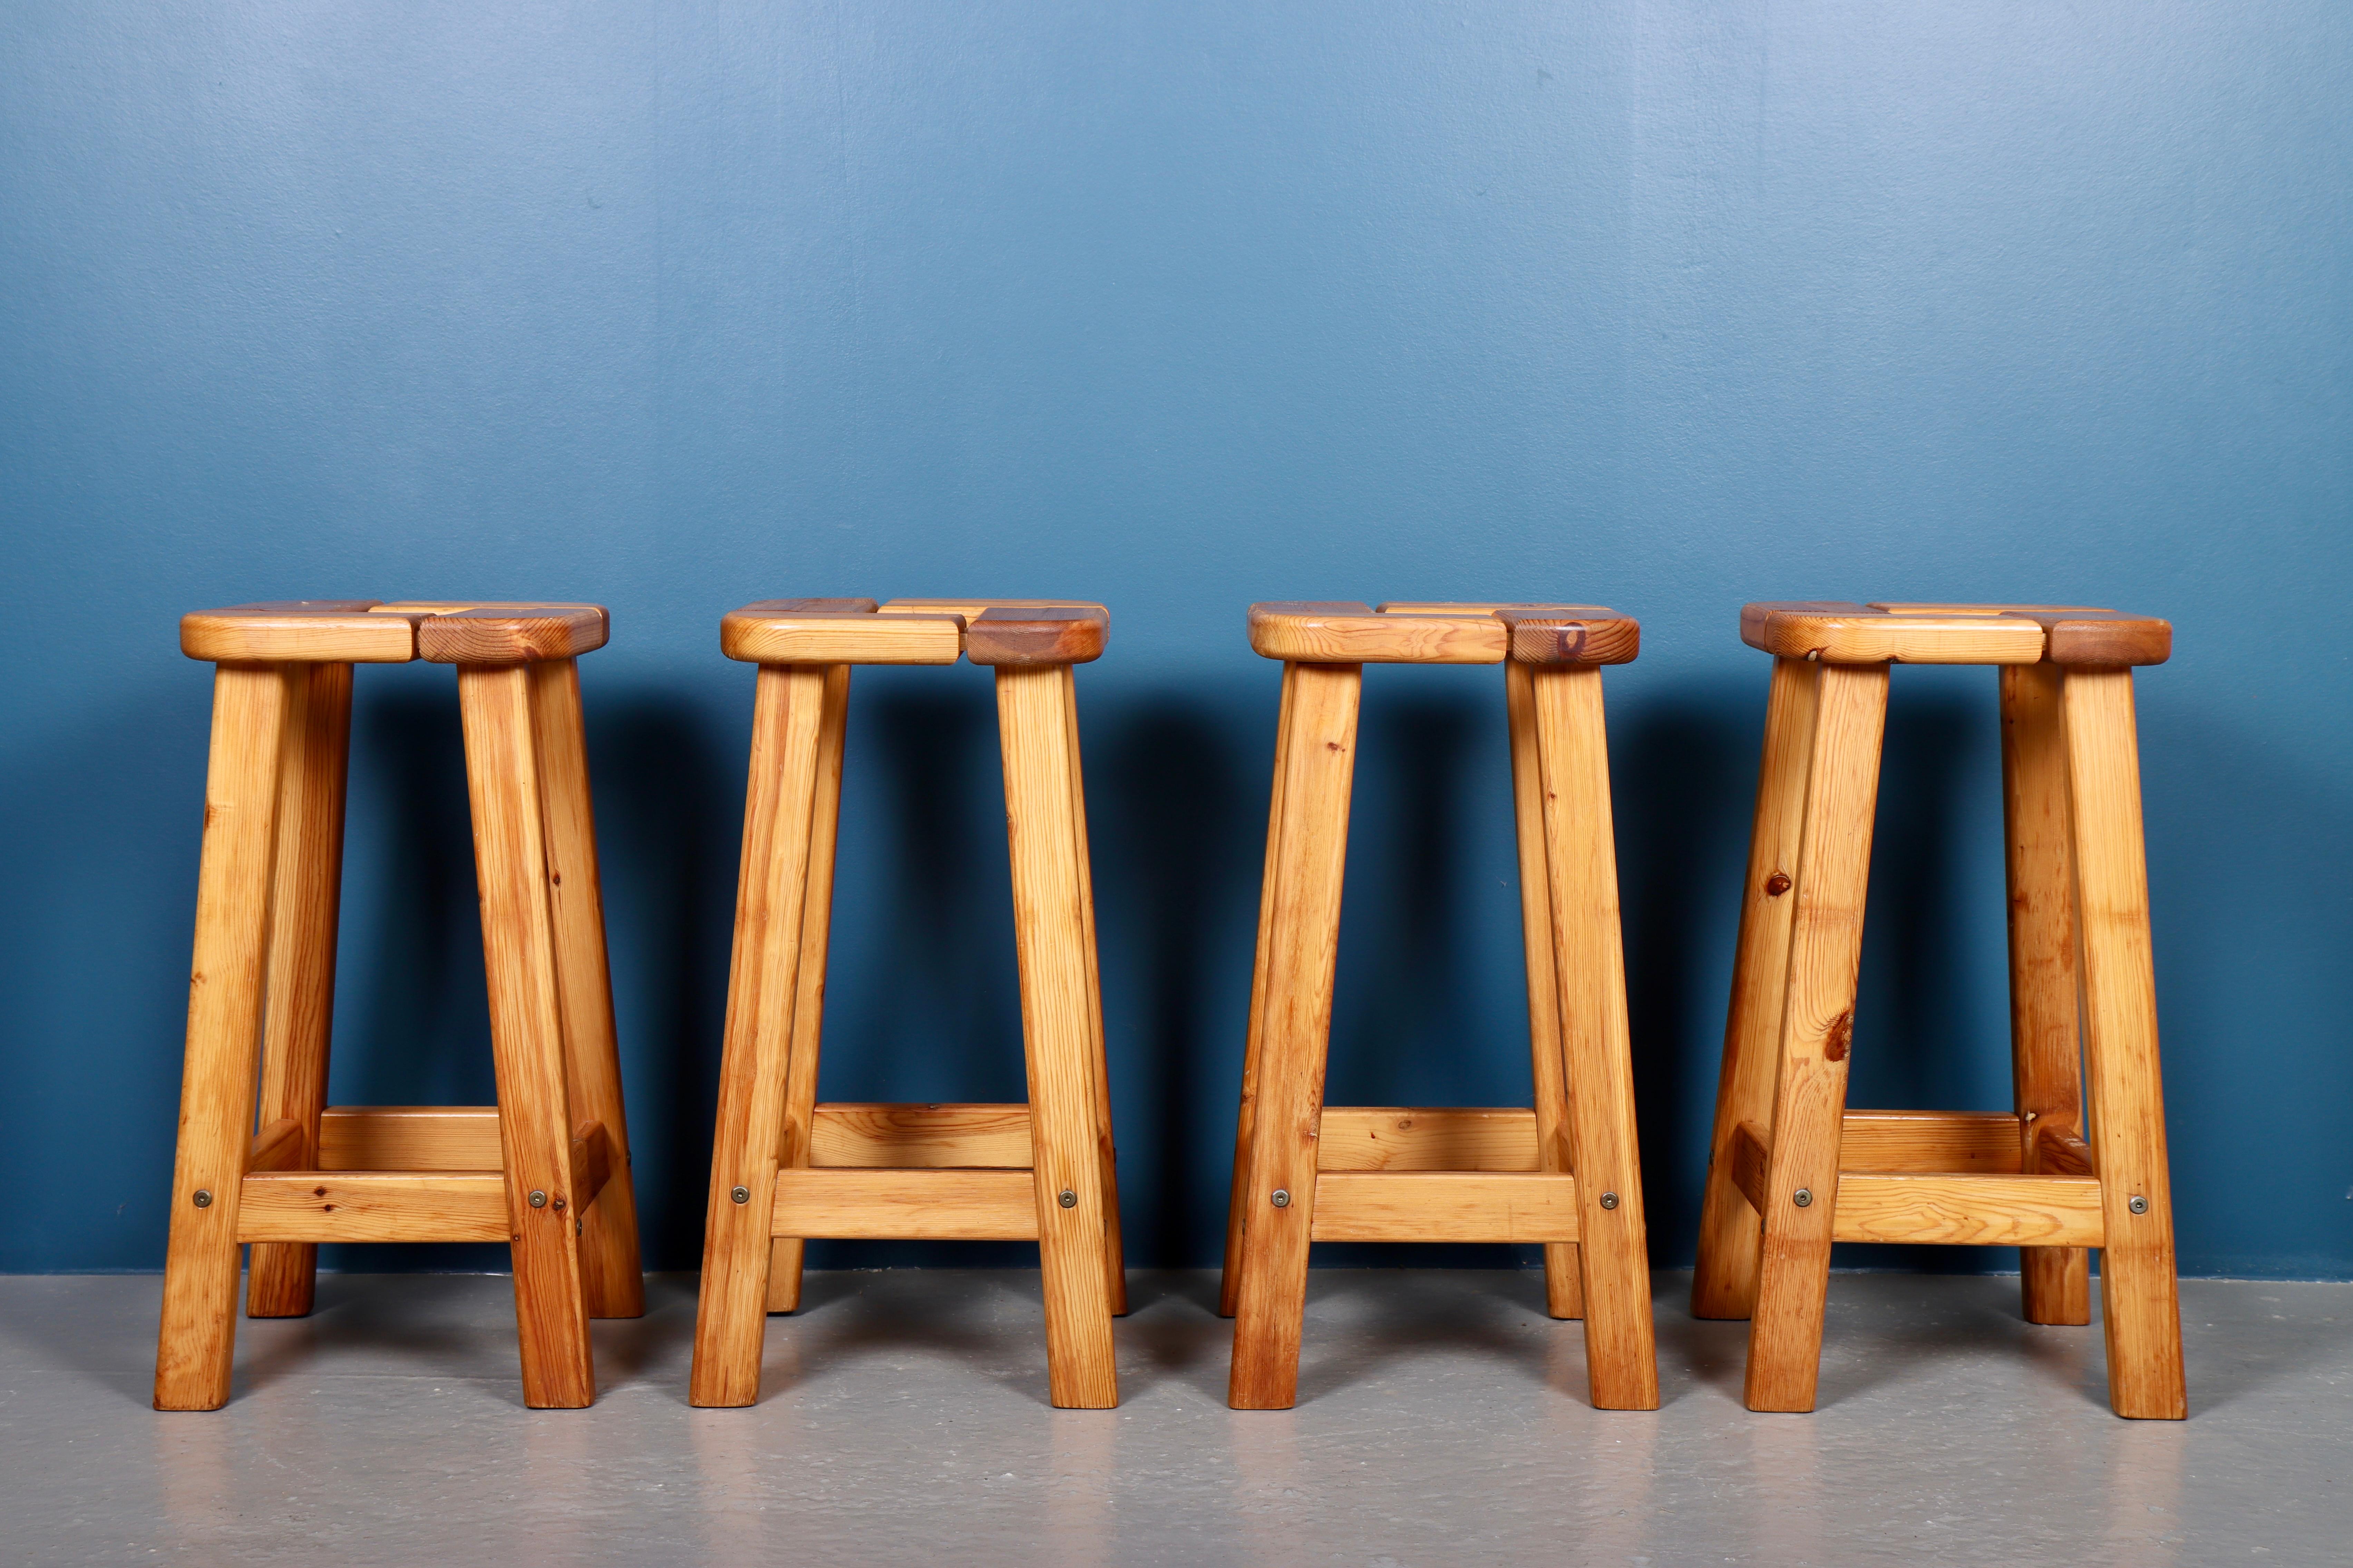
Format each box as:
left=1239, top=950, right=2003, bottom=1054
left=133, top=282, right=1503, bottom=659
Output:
left=2063, top=668, right=2187, bottom=1420
left=1528, top=665, right=1659, bottom=1410
left=246, top=663, right=353, bottom=1320
left=1220, top=662, right=1299, bottom=1319
left=458, top=663, right=595, bottom=1409
left=1061, top=665, right=1128, bottom=1316
left=1505, top=659, right=1581, bottom=1320
left=528, top=657, right=644, bottom=1321
left=2001, top=663, right=2092, bottom=1326
left=1228, top=662, right=1361, bottom=1410
left=767, top=664, right=851, bottom=1315
left=1744, top=662, right=1888, bottom=1414
left=692, top=664, right=830, bottom=1407
left=998, top=664, right=1120, bottom=1408
left=1694, top=657, right=1820, bottom=1320
left=156, top=665, right=293, bottom=1410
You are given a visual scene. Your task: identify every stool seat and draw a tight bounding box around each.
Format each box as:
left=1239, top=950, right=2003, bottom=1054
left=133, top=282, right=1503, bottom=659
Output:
left=1246, top=601, right=1640, bottom=665
left=719, top=598, right=1107, bottom=666
left=1739, top=601, right=2171, bottom=666
left=181, top=600, right=610, bottom=664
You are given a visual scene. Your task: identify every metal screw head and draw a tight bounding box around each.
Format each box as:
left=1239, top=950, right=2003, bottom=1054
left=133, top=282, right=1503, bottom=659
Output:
left=1270, top=1189, right=1292, bottom=1208
left=1792, top=1188, right=1814, bottom=1208
left=730, top=1185, right=751, bottom=1205
left=1599, top=1191, right=1620, bottom=1211
left=528, top=1190, right=548, bottom=1209
left=2129, top=1195, right=2150, bottom=1215
left=191, top=1189, right=213, bottom=1208
left=1058, top=1189, right=1078, bottom=1209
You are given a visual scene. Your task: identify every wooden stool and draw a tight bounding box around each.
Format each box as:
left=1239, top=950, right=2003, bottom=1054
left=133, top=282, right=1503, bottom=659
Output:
left=1692, top=602, right=2186, bottom=1419
left=155, top=600, right=643, bottom=1411
left=1220, top=602, right=1661, bottom=1411
left=689, top=599, right=1125, bottom=1410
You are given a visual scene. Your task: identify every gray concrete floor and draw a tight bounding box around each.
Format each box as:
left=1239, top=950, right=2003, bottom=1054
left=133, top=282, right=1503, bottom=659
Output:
left=1, top=1269, right=2346, bottom=1565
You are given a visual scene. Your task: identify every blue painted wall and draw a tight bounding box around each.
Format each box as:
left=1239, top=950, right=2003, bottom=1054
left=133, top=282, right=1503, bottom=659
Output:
left=3, top=3, right=2347, bottom=1278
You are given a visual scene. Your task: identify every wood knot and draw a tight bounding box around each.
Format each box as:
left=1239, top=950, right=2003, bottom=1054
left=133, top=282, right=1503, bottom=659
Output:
left=1823, top=1011, right=1852, bottom=1062
left=1325, top=740, right=1342, bottom=752
left=1764, top=872, right=1791, bottom=898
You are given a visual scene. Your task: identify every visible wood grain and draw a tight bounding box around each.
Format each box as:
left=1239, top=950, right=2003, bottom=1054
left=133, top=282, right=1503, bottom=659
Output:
left=1744, top=661, right=1888, bottom=1414
left=1247, top=603, right=1506, bottom=664
left=1309, top=1173, right=1582, bottom=1243
left=807, top=1104, right=1035, bottom=1168
left=2064, top=667, right=2187, bottom=1418
left=2031, top=1126, right=2096, bottom=1177
left=1061, top=662, right=1128, bottom=1314
left=768, top=664, right=852, bottom=1313
left=2001, top=660, right=2093, bottom=1325
left=181, top=602, right=414, bottom=664
left=247, top=1118, right=305, bottom=1173
left=1830, top=1174, right=2105, bottom=1247
left=1839, top=1110, right=2025, bottom=1174
left=236, top=1172, right=509, bottom=1243
left=155, top=664, right=292, bottom=1411
left=1314, top=1108, right=1539, bottom=1172
left=569, top=1120, right=613, bottom=1213
left=1528, top=665, right=1660, bottom=1410
left=1694, top=657, right=1820, bottom=1320
left=1494, top=606, right=1641, bottom=666
left=691, top=664, right=828, bottom=1407
left=1506, top=658, right=1583, bottom=1319
left=770, top=1168, right=1041, bottom=1240
left=965, top=606, right=1109, bottom=666
left=457, top=663, right=595, bottom=1408
left=528, top=657, right=643, bottom=1320
left=318, top=1106, right=501, bottom=1169
left=722, top=608, right=965, bottom=666
left=880, top=597, right=1106, bottom=620
left=1228, top=661, right=1360, bottom=1409
left=245, top=660, right=354, bottom=1319
left=416, top=605, right=609, bottom=664
left=1729, top=1121, right=1770, bottom=1215
left=1740, top=602, right=2046, bottom=665
left=1871, top=604, right=2171, bottom=667
left=996, top=663, right=1119, bottom=1407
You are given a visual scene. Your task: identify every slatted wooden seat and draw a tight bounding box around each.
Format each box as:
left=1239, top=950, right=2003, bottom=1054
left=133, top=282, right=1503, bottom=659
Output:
left=690, top=598, right=1125, bottom=1410
left=1693, top=599, right=2186, bottom=1418
left=1220, top=601, right=1659, bottom=1411
left=155, top=599, right=641, bottom=1411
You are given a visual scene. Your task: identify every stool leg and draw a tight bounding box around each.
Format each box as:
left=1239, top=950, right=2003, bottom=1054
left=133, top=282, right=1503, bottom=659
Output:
left=1061, top=665, right=1128, bottom=1316
left=529, top=657, right=644, bottom=1321
left=1694, top=657, right=1820, bottom=1320
left=155, top=665, right=293, bottom=1410
left=1744, top=662, right=1887, bottom=1414
left=1219, top=662, right=1299, bottom=1319
left=457, top=663, right=594, bottom=1409
left=692, top=664, right=830, bottom=1407
left=2062, top=667, right=2187, bottom=1419
left=1506, top=660, right=1581, bottom=1320
left=1528, top=665, right=1659, bottom=1410
left=2001, top=663, right=2092, bottom=1326
left=1228, top=661, right=1361, bottom=1410
left=998, top=663, right=1119, bottom=1408
left=246, top=663, right=353, bottom=1320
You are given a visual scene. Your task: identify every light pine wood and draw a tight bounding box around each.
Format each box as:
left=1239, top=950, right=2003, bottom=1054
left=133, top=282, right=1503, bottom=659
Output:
left=1840, top=1110, right=2025, bottom=1173
left=879, top=597, right=1106, bottom=621
left=1061, top=663, right=1129, bottom=1315
left=1729, top=1121, right=1770, bottom=1215
left=155, top=664, right=292, bottom=1411
left=1506, top=658, right=1584, bottom=1319
left=415, top=605, right=609, bottom=664
left=1829, top=1173, right=2105, bottom=1247
left=1529, top=665, right=1660, bottom=1410
left=722, top=610, right=965, bottom=666
left=1247, top=603, right=1506, bottom=664
left=767, top=663, right=853, bottom=1314
left=245, top=661, right=354, bottom=1320
left=1228, top=661, right=1361, bottom=1409
left=1692, top=657, right=1820, bottom=1320
left=527, top=658, right=643, bottom=1321
left=1743, top=661, right=1889, bottom=1414
left=248, top=1117, right=306, bottom=1172
left=2063, top=667, right=2187, bottom=1419
left=1315, top=1108, right=1539, bottom=1171
left=805, top=1103, right=1034, bottom=1167
left=1494, top=606, right=1642, bottom=667
left=1740, top=602, right=2048, bottom=665
left=2032, top=1126, right=2096, bottom=1177
left=2002, top=661, right=2094, bottom=1325
left=318, top=1106, right=501, bottom=1168
left=457, top=663, right=595, bottom=1408
left=967, top=606, right=1110, bottom=666
left=1873, top=604, right=2172, bottom=667
left=1309, top=1172, right=1581, bottom=1243
left=179, top=602, right=414, bottom=664
left=691, top=663, right=829, bottom=1408
left=771, top=1168, right=1042, bottom=1239
left=1219, top=660, right=1299, bottom=1319
left=236, top=1172, right=510, bottom=1243
left=996, top=663, right=1120, bottom=1408
left=569, top=1120, right=614, bottom=1212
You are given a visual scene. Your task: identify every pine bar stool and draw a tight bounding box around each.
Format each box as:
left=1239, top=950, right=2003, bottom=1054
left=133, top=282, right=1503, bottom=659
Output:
left=690, top=598, right=1125, bottom=1410
left=155, top=600, right=643, bottom=1411
left=1221, top=602, right=1660, bottom=1412
left=1691, top=601, right=2185, bottom=1419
